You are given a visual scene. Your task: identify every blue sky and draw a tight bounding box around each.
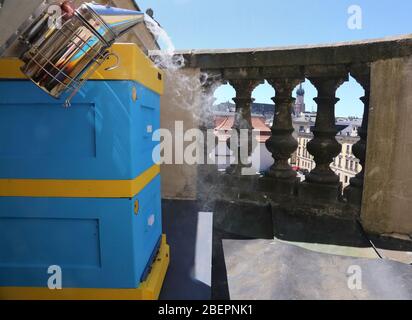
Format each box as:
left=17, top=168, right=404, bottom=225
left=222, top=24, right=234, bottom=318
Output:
left=137, top=0, right=412, bottom=117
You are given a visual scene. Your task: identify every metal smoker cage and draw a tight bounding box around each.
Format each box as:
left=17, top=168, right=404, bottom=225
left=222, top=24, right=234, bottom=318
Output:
left=20, top=11, right=117, bottom=107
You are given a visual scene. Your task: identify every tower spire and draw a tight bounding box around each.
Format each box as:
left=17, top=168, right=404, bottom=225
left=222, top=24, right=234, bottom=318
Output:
left=294, top=83, right=306, bottom=115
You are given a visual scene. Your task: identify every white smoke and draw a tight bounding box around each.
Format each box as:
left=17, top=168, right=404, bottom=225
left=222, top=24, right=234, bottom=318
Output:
left=144, top=15, right=213, bottom=123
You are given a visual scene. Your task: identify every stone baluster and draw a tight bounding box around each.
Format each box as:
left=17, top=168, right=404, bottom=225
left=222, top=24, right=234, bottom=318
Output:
left=305, top=66, right=348, bottom=186
left=226, top=78, right=262, bottom=175
left=199, top=72, right=225, bottom=133
left=344, top=63, right=371, bottom=205
left=266, top=77, right=303, bottom=180
left=199, top=74, right=223, bottom=166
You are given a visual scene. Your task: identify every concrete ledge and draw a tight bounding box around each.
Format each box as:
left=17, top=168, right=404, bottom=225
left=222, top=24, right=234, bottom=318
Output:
left=298, top=181, right=342, bottom=204
left=272, top=205, right=368, bottom=248
left=257, top=176, right=298, bottom=200
left=214, top=199, right=273, bottom=240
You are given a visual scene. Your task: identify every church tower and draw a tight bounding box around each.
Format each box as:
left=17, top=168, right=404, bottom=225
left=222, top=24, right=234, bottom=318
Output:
left=294, top=83, right=306, bottom=115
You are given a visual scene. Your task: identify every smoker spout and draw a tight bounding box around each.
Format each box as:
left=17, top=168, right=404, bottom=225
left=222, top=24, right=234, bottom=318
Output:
left=84, top=3, right=146, bottom=39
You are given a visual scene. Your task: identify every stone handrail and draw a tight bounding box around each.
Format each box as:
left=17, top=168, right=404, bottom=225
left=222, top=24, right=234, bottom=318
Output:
left=178, top=35, right=412, bottom=69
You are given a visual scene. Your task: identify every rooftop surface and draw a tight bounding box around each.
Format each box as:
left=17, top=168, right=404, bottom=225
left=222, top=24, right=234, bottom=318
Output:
left=160, top=199, right=412, bottom=300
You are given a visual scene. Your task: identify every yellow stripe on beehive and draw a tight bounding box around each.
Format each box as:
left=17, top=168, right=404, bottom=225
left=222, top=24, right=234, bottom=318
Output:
left=0, top=164, right=160, bottom=198
left=0, top=235, right=170, bottom=300
left=0, top=43, right=164, bottom=95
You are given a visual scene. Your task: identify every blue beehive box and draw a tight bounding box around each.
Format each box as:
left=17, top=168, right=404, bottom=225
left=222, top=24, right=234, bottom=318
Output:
left=0, top=44, right=169, bottom=296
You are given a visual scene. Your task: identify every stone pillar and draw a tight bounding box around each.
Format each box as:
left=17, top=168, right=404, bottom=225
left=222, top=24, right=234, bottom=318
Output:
left=199, top=73, right=223, bottom=131
left=266, top=78, right=303, bottom=180
left=344, top=63, right=370, bottom=206
left=226, top=79, right=262, bottom=176
left=362, top=56, right=412, bottom=236
left=298, top=66, right=348, bottom=202
left=199, top=73, right=223, bottom=161
left=306, top=67, right=348, bottom=185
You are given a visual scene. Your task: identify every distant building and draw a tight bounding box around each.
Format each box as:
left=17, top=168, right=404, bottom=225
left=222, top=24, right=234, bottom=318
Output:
left=213, top=102, right=274, bottom=122
left=212, top=111, right=273, bottom=172
left=294, top=115, right=362, bottom=188
left=214, top=82, right=305, bottom=120
left=294, top=83, right=306, bottom=115
left=213, top=102, right=235, bottom=113
left=214, top=111, right=271, bottom=143
left=251, top=103, right=275, bottom=121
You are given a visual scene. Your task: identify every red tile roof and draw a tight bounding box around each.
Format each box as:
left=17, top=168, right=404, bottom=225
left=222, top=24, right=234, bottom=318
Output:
left=214, top=115, right=271, bottom=143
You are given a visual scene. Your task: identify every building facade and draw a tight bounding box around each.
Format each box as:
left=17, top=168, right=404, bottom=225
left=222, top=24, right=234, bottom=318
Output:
left=213, top=111, right=273, bottom=172
left=295, top=117, right=362, bottom=189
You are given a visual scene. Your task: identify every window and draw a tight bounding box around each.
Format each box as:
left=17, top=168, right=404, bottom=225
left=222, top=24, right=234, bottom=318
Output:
left=345, top=176, right=348, bottom=183
left=338, top=157, right=342, bottom=168
left=350, top=160, right=354, bottom=171
left=345, top=159, right=349, bottom=170
left=346, top=145, right=350, bottom=154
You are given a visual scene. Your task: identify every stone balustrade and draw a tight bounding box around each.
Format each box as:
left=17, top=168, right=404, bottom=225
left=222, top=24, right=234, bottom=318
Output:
left=179, top=37, right=412, bottom=206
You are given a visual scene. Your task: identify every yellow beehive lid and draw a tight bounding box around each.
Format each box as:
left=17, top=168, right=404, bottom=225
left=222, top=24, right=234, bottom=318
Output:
left=0, top=43, right=164, bottom=95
